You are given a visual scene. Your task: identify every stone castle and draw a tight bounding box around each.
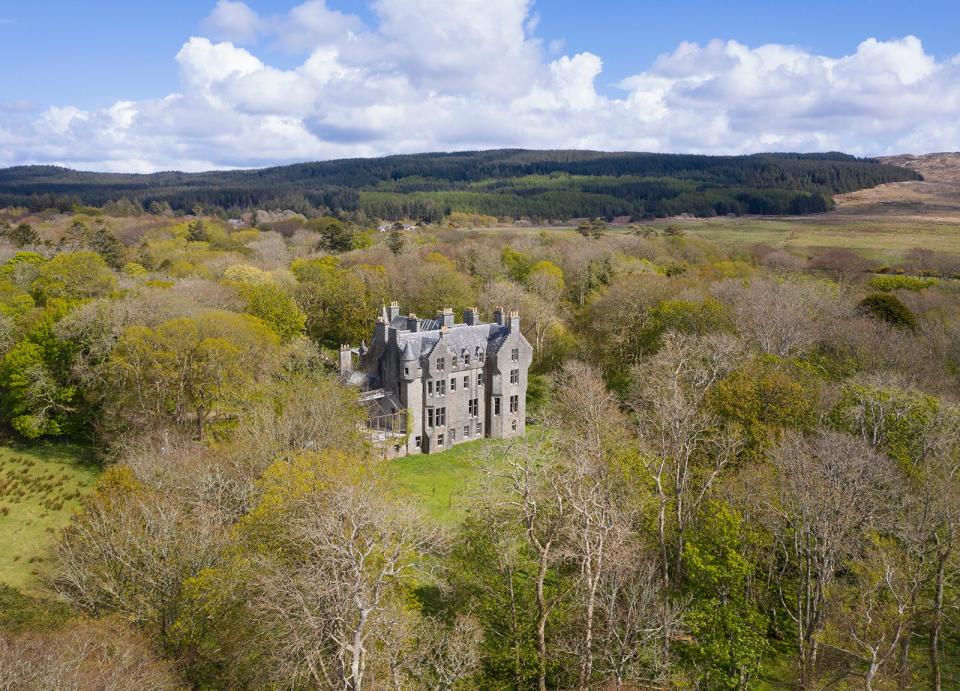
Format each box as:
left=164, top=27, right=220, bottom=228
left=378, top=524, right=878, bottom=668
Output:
left=340, top=303, right=533, bottom=454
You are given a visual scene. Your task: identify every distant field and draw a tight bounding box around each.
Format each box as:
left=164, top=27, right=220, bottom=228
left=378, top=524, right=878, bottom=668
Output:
left=476, top=214, right=960, bottom=264
left=0, top=444, right=98, bottom=592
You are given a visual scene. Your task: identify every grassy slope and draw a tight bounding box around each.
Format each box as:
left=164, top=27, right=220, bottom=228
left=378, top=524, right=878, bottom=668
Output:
left=0, top=443, right=98, bottom=592
left=389, top=436, right=508, bottom=523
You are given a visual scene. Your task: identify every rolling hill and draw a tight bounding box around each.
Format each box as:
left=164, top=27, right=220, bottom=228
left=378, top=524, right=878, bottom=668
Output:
left=0, top=149, right=920, bottom=221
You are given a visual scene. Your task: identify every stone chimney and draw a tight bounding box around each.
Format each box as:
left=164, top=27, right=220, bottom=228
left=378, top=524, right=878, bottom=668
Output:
left=406, top=313, right=419, bottom=331
left=508, top=310, right=520, bottom=333
left=463, top=306, right=479, bottom=326
left=437, top=307, right=455, bottom=329
left=387, top=300, right=401, bottom=321
left=339, top=344, right=352, bottom=375
left=493, top=306, right=505, bottom=326
left=374, top=316, right=388, bottom=344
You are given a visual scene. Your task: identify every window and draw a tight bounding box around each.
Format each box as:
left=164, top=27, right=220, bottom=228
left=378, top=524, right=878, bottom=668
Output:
left=463, top=376, right=469, bottom=388
left=452, top=354, right=459, bottom=367
left=477, top=372, right=484, bottom=386
left=427, top=408, right=435, bottom=428
left=509, top=395, right=519, bottom=413
left=510, top=369, right=519, bottom=384
left=511, top=419, right=518, bottom=431
left=476, top=422, right=482, bottom=435
left=468, top=398, right=479, bottom=417
left=415, top=436, right=421, bottom=447
left=450, top=428, right=456, bottom=441
left=437, top=433, right=445, bottom=446
left=511, top=348, right=519, bottom=362
left=437, top=379, right=446, bottom=395
left=464, top=425, right=470, bottom=438
left=404, top=366, right=409, bottom=376
left=450, top=377, right=457, bottom=391
left=427, top=381, right=434, bottom=395
left=464, top=353, right=471, bottom=365
left=436, top=407, right=446, bottom=426
left=494, top=397, right=501, bottom=415
left=437, top=357, right=445, bottom=371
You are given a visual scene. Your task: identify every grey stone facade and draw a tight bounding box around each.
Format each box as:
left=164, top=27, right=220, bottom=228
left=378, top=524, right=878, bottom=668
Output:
left=341, top=303, right=533, bottom=454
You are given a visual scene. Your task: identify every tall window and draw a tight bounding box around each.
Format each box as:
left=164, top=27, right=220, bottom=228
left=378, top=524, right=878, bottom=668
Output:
left=463, top=375, right=469, bottom=388
left=427, top=408, right=435, bottom=428
left=427, top=381, right=433, bottom=395
left=509, top=395, right=519, bottom=413
left=511, top=348, right=519, bottom=362
left=468, top=398, right=479, bottom=417
left=450, top=377, right=457, bottom=391
left=437, top=357, right=445, bottom=371
left=510, top=369, right=519, bottom=384
left=437, top=407, right=446, bottom=426
left=477, top=372, right=484, bottom=386
left=494, top=397, right=501, bottom=415
left=450, top=428, right=457, bottom=441
left=476, top=422, right=482, bottom=435
left=437, top=379, right=446, bottom=395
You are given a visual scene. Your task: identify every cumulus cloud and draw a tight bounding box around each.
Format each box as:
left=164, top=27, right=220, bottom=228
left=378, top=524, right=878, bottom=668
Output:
left=3, top=0, right=960, bottom=171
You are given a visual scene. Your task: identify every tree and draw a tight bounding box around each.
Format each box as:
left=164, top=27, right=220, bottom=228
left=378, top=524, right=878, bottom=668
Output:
left=238, top=282, right=306, bottom=342
left=712, top=276, right=838, bottom=357
left=762, top=431, right=897, bottom=686
left=31, top=251, right=117, bottom=304
left=7, top=223, right=40, bottom=247
left=248, top=457, right=445, bottom=690
left=387, top=228, right=405, bottom=256
left=629, top=332, right=743, bottom=586
left=103, top=311, right=280, bottom=439
left=89, top=220, right=126, bottom=270
left=858, top=293, right=918, bottom=331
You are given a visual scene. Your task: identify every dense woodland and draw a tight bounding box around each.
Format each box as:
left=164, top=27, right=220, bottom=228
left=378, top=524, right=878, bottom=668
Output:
left=0, top=150, right=920, bottom=222
left=0, top=204, right=958, bottom=690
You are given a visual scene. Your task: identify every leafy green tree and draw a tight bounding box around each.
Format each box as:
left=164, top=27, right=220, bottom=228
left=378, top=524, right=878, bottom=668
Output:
left=387, top=228, right=404, bottom=256
left=238, top=282, right=306, bottom=343
left=683, top=502, right=769, bottom=690
left=31, top=251, right=117, bottom=304
left=89, top=221, right=126, bottom=269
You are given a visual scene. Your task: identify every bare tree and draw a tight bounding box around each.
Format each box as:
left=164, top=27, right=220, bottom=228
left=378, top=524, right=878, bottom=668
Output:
left=252, top=478, right=445, bottom=690
left=712, top=276, right=838, bottom=358
left=630, top=332, right=744, bottom=586
left=0, top=618, right=182, bottom=691
left=764, top=431, right=897, bottom=687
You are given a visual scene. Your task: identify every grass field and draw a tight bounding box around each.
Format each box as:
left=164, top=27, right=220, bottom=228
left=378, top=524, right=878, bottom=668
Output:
left=0, top=444, right=98, bottom=592
left=389, top=436, right=507, bottom=523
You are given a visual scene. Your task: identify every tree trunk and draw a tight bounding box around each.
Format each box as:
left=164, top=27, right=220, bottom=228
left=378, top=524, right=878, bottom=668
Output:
left=536, top=549, right=550, bottom=691
left=930, top=551, right=947, bottom=691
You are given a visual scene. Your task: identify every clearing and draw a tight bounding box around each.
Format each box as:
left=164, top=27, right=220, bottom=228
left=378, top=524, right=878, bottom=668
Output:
left=0, top=443, right=99, bottom=593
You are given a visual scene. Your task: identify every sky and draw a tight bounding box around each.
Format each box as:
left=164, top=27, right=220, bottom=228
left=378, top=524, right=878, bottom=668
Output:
left=1, top=0, right=959, bottom=172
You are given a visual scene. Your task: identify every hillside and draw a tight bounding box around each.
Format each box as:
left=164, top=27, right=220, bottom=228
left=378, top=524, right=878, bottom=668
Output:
left=833, top=152, right=960, bottom=218
left=0, top=150, right=919, bottom=221
left=877, top=152, right=960, bottom=183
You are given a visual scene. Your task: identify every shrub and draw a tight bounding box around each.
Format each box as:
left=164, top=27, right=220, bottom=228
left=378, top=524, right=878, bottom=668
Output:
left=857, top=293, right=917, bottom=331
left=868, top=275, right=938, bottom=292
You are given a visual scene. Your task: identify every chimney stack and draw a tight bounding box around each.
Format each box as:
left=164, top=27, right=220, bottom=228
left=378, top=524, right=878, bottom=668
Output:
left=388, top=300, right=400, bottom=322
left=437, top=307, right=455, bottom=329
left=339, top=344, right=352, bottom=375
left=406, top=313, right=419, bottom=331
left=508, top=310, right=520, bottom=333
left=463, top=307, right=478, bottom=326
left=493, top=306, right=505, bottom=326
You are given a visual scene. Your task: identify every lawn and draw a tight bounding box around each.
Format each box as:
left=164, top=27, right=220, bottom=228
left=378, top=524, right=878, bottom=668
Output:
left=389, top=436, right=507, bottom=523
left=0, top=443, right=99, bottom=592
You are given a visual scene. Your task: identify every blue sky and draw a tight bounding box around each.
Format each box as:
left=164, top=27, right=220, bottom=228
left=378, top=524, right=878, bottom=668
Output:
left=1, top=0, right=959, bottom=170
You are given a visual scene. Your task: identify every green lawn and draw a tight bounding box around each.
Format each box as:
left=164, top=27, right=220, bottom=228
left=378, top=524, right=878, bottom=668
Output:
left=389, top=437, right=505, bottom=523
left=0, top=443, right=99, bottom=592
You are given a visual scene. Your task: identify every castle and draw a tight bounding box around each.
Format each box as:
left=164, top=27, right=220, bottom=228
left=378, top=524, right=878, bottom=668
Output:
left=340, top=303, right=533, bottom=455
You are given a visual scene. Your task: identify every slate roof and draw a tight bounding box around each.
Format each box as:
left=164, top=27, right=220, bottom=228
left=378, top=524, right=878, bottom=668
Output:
left=393, top=322, right=506, bottom=365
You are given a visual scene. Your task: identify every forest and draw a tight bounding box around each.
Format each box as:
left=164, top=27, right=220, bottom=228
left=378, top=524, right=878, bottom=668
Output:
left=0, top=203, right=958, bottom=690
left=0, top=150, right=920, bottom=222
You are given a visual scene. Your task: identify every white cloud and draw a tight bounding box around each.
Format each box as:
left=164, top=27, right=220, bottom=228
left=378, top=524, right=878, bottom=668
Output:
left=3, top=0, right=960, bottom=171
